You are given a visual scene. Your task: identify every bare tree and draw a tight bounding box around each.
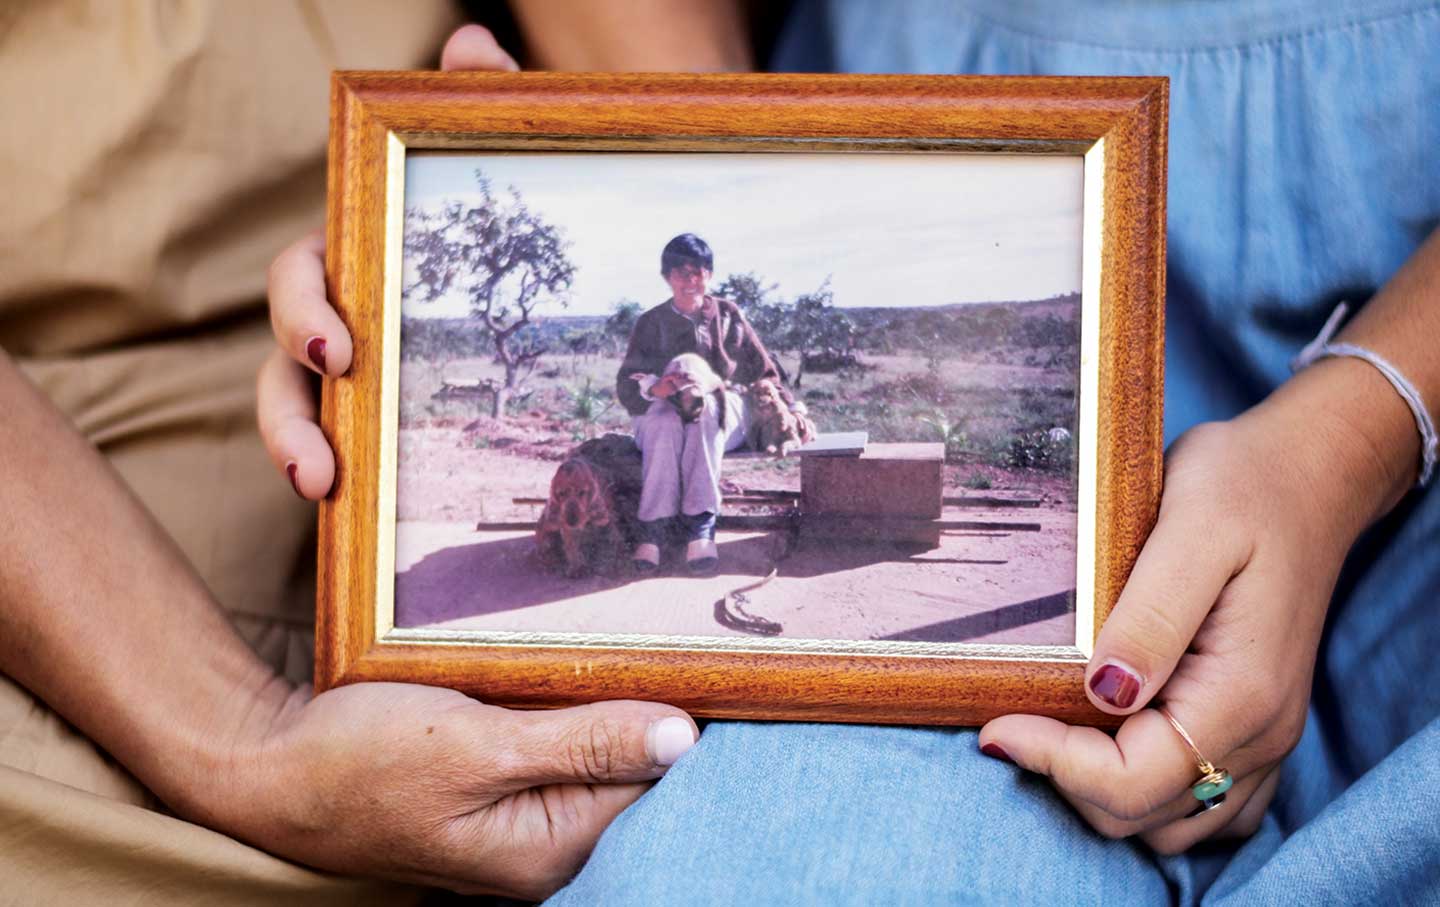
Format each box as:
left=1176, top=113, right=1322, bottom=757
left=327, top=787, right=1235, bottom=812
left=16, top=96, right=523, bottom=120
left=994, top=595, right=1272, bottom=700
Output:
left=403, top=173, right=575, bottom=418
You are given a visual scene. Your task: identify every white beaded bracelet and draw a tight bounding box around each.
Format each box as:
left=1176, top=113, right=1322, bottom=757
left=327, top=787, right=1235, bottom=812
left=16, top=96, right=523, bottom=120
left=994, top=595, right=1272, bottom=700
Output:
left=1290, top=302, right=1437, bottom=488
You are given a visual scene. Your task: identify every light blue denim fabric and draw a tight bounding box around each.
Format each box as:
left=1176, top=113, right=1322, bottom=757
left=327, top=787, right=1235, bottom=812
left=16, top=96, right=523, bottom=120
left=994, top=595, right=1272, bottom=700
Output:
left=548, top=3, right=1440, bottom=903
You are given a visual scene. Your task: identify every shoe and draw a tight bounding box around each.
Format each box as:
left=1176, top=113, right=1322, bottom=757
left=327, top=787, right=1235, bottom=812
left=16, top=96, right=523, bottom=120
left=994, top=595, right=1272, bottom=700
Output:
left=632, top=542, right=661, bottom=575
left=685, top=538, right=719, bottom=576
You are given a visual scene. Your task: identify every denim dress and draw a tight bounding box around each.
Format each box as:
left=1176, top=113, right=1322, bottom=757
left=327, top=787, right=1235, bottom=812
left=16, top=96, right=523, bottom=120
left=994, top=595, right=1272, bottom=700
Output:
left=549, top=3, right=1440, bottom=903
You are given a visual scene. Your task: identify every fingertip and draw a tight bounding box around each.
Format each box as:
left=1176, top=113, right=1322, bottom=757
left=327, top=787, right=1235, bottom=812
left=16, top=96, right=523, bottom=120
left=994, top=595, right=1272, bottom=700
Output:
left=979, top=714, right=1065, bottom=771
left=325, top=330, right=353, bottom=377
left=441, top=24, right=521, bottom=72
left=1085, top=659, right=1149, bottom=715
left=287, top=459, right=335, bottom=501
left=274, top=418, right=337, bottom=500
left=304, top=336, right=328, bottom=375
left=979, top=740, right=1013, bottom=764
left=644, top=715, right=698, bottom=767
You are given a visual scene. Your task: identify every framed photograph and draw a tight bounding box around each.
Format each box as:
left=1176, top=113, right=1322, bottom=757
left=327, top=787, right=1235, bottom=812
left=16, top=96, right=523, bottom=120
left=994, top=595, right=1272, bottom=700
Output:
left=318, top=72, right=1166, bottom=726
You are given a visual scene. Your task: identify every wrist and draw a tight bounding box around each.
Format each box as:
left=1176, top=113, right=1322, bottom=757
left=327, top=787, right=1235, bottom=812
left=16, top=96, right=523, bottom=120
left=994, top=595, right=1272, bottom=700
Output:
left=1246, top=356, right=1418, bottom=542
left=155, top=666, right=298, bottom=830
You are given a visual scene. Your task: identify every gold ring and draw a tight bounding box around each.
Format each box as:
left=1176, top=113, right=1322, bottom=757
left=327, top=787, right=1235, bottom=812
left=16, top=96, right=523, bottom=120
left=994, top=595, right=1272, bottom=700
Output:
left=1158, top=706, right=1234, bottom=817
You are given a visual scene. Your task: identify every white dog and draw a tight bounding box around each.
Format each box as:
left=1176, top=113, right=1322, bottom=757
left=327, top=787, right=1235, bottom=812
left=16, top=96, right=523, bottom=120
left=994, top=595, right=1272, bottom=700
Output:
left=651, top=352, right=728, bottom=429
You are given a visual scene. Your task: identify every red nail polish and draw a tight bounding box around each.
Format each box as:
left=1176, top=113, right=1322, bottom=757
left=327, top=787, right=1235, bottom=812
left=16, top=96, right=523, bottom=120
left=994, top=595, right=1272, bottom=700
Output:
left=306, top=336, right=327, bottom=373
left=1089, top=663, right=1142, bottom=709
left=981, top=742, right=1012, bottom=763
left=286, top=462, right=302, bottom=498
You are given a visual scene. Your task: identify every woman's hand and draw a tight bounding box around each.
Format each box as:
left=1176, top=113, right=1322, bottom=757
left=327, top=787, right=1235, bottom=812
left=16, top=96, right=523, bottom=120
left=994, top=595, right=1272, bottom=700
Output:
left=206, top=682, right=695, bottom=899
left=258, top=25, right=518, bottom=497
left=646, top=373, right=682, bottom=399
left=980, top=356, right=1417, bottom=854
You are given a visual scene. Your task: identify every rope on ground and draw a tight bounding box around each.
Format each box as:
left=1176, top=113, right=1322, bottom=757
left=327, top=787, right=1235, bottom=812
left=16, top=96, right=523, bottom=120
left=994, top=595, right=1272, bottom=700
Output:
left=712, top=525, right=795, bottom=637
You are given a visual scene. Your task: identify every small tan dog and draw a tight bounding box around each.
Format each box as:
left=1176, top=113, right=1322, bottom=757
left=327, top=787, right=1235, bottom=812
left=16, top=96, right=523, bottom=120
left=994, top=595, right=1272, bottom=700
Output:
left=746, top=377, right=814, bottom=457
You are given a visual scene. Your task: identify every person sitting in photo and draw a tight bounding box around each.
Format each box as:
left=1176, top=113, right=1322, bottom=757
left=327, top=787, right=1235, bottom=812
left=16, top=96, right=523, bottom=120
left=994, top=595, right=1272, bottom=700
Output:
left=615, top=233, right=804, bottom=575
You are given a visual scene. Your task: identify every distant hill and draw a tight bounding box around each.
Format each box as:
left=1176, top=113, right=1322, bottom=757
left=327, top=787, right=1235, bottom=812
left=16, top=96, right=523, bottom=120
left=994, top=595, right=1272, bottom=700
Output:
left=843, top=292, right=1080, bottom=319
left=401, top=291, right=1081, bottom=363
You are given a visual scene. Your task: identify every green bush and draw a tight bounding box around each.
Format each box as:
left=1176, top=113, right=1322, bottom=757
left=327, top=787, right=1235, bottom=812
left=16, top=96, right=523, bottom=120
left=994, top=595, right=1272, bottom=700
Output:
left=1002, top=430, right=1074, bottom=472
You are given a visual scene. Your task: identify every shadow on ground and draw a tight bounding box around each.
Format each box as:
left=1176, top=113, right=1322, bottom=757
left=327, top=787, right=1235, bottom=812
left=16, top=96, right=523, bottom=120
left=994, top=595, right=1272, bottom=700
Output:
left=396, top=531, right=1069, bottom=644
left=396, top=533, right=778, bottom=626
left=877, top=591, right=1075, bottom=643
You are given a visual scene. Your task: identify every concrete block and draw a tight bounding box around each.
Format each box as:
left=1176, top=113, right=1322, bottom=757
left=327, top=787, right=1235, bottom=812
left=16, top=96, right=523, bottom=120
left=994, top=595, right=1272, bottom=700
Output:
left=800, top=442, right=944, bottom=519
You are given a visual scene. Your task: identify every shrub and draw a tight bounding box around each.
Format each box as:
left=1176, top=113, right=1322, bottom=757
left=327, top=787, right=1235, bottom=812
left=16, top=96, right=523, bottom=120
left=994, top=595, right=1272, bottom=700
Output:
left=1002, top=430, right=1074, bottom=472
left=562, top=378, right=614, bottom=438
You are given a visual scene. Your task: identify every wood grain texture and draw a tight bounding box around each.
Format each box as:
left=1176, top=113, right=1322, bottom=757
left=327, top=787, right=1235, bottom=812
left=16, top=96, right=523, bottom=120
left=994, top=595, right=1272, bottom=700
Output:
left=318, top=72, right=1167, bottom=727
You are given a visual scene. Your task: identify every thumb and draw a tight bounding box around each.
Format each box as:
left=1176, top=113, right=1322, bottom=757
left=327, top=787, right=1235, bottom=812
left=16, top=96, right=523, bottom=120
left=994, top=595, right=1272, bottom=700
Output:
left=499, top=701, right=698, bottom=787
left=1085, top=492, right=1246, bottom=715
left=440, top=24, right=521, bottom=72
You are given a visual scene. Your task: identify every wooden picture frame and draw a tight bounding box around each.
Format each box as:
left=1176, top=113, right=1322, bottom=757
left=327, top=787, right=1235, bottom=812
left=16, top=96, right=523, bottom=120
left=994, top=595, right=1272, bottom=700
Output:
left=318, top=72, right=1166, bottom=727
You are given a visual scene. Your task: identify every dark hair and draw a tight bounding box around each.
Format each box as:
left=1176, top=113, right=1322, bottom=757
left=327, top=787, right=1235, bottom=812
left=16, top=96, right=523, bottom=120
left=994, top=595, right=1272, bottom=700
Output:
left=660, top=233, right=713, bottom=276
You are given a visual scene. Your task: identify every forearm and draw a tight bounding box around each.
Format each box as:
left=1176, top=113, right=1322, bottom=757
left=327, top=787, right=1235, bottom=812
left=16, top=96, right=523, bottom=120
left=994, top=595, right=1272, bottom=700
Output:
left=617, top=373, right=650, bottom=416
left=0, top=350, right=289, bottom=820
left=509, top=0, right=753, bottom=72
left=1241, top=226, right=1440, bottom=537
left=617, top=337, right=657, bottom=415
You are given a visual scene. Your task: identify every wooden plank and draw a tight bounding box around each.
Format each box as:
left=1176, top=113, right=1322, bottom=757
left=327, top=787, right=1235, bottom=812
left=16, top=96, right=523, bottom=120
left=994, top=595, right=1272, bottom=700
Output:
left=794, top=431, right=868, bottom=457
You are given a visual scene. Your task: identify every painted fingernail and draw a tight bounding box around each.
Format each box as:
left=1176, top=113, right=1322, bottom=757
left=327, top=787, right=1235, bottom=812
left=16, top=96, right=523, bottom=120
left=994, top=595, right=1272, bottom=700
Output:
left=981, top=742, right=1012, bottom=763
left=646, top=716, right=697, bottom=767
left=306, top=336, right=327, bottom=373
left=1089, top=662, right=1143, bottom=709
left=286, top=461, right=303, bottom=498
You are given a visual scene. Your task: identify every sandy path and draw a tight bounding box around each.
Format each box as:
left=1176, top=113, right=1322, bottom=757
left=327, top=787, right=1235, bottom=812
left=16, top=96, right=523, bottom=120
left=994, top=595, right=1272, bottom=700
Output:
left=393, top=505, right=1077, bottom=646
left=392, top=438, right=1078, bottom=645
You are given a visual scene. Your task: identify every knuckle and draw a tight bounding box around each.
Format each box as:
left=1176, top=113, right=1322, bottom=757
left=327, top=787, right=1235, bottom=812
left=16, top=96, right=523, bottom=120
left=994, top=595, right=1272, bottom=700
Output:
left=1234, top=671, right=1301, bottom=738
left=1112, top=604, right=1190, bottom=668
left=483, top=728, right=529, bottom=782
left=1275, top=705, right=1308, bottom=752
left=1244, top=671, right=1287, bottom=718
left=566, top=718, right=626, bottom=782
left=1254, top=711, right=1306, bottom=764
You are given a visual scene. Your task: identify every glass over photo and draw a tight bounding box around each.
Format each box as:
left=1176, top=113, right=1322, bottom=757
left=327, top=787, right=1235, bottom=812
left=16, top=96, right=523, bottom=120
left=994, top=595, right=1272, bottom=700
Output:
left=391, top=151, right=1086, bottom=647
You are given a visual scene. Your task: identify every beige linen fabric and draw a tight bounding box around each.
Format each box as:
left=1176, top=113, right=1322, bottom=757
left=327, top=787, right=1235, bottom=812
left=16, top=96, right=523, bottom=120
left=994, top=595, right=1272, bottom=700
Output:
left=0, top=1, right=460, bottom=901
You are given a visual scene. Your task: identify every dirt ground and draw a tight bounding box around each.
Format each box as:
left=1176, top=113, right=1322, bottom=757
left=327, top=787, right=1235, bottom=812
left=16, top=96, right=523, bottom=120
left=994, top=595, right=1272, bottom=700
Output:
left=394, top=438, right=1078, bottom=645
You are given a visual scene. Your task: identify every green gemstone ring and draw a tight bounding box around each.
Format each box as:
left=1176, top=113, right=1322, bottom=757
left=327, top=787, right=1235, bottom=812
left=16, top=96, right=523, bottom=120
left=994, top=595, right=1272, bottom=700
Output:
left=1192, top=768, right=1234, bottom=802
left=1158, top=707, right=1233, bottom=818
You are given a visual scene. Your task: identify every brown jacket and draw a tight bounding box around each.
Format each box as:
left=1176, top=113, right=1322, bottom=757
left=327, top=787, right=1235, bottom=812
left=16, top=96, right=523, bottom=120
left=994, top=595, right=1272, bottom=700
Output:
left=616, top=296, right=791, bottom=416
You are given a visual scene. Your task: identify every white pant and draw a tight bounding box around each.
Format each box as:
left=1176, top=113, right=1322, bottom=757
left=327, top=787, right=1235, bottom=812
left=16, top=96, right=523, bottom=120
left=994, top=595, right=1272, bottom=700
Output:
left=633, top=392, right=749, bottom=522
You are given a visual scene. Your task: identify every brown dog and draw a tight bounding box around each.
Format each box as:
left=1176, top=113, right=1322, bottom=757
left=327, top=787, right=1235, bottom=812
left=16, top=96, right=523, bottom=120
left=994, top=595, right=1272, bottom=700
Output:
left=534, top=456, right=625, bottom=577
left=746, top=377, right=815, bottom=457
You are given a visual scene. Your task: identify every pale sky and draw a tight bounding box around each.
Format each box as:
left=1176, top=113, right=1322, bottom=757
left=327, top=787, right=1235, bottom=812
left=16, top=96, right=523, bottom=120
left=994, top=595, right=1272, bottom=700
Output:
left=403, top=151, right=1083, bottom=318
